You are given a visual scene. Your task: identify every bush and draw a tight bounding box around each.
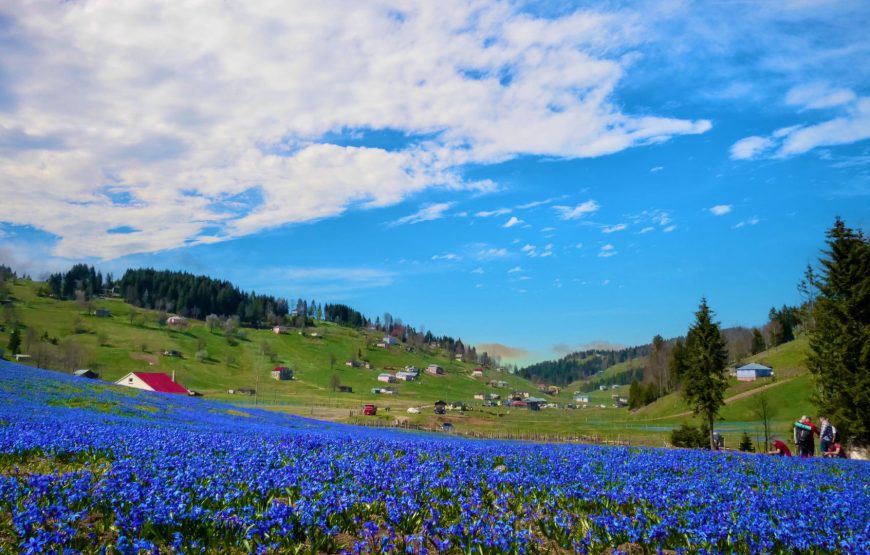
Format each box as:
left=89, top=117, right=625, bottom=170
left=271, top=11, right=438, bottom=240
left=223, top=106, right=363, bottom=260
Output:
left=671, top=422, right=711, bottom=449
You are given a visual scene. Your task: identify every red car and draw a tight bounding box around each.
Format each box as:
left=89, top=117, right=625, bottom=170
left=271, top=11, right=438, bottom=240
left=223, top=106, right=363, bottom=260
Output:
left=363, top=404, right=377, bottom=416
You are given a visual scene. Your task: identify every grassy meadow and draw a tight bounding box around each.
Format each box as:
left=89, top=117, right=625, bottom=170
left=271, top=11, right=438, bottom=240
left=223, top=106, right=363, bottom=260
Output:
left=1, top=278, right=816, bottom=447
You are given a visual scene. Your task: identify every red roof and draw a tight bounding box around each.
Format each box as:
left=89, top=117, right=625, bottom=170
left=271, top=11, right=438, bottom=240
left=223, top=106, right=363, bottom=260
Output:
left=131, top=372, right=190, bottom=394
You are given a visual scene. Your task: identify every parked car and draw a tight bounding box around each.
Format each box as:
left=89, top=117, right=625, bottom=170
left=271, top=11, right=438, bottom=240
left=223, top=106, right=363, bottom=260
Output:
left=363, top=404, right=377, bottom=416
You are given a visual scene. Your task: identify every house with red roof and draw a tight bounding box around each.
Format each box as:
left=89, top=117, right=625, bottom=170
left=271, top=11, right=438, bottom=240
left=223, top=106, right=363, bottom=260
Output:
left=115, top=372, right=191, bottom=395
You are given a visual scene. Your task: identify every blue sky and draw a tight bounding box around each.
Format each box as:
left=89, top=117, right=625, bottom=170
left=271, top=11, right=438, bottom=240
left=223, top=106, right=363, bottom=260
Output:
left=1, top=1, right=868, bottom=363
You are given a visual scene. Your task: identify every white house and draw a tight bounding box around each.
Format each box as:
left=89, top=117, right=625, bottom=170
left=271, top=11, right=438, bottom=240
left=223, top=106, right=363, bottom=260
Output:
left=383, top=336, right=398, bottom=345
left=574, top=395, right=590, bottom=404
left=736, top=363, right=773, bottom=381
left=426, top=364, right=444, bottom=375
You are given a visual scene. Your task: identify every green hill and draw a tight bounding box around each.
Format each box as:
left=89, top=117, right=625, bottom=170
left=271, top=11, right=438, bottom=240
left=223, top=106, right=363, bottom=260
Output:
left=0, top=277, right=819, bottom=446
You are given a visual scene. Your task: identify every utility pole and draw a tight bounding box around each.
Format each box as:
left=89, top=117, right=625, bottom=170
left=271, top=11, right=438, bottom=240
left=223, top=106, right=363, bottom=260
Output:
left=255, top=368, right=261, bottom=407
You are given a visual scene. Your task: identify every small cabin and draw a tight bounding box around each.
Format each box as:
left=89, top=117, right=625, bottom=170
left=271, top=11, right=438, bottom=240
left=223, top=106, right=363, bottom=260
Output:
left=377, top=373, right=397, bottom=383
left=272, top=325, right=290, bottom=334
left=92, top=309, right=111, bottom=317
left=736, top=363, right=773, bottom=381
left=271, top=367, right=293, bottom=380
left=166, top=316, right=188, bottom=326
left=426, top=364, right=444, bottom=375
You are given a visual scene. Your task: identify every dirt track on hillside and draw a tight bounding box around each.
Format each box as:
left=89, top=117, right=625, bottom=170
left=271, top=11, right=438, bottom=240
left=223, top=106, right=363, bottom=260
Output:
left=634, top=378, right=795, bottom=421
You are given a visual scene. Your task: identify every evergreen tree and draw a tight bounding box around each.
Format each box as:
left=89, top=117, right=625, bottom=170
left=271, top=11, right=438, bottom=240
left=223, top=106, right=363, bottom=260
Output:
left=738, top=431, right=755, bottom=452
left=682, top=298, right=729, bottom=450
left=750, top=328, right=766, bottom=355
left=807, top=218, right=870, bottom=446
left=7, top=327, right=21, bottom=355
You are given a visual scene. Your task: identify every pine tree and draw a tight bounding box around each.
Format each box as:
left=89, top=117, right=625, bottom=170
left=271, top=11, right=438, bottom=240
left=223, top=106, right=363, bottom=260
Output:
left=807, top=218, right=870, bottom=446
left=682, top=298, right=729, bottom=450
left=750, top=328, right=766, bottom=355
left=738, top=431, right=755, bottom=452
left=7, top=327, right=21, bottom=356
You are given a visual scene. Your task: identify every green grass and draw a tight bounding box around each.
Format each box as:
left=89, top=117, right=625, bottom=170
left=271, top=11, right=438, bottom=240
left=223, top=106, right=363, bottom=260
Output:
left=0, top=278, right=819, bottom=444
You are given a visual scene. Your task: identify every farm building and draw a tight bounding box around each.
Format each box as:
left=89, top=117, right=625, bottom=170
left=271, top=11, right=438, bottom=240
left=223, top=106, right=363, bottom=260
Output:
left=525, top=397, right=547, bottom=411
left=396, top=371, right=418, bottom=381
left=163, top=350, right=182, bottom=358
left=115, top=372, right=190, bottom=395
left=73, top=369, right=99, bottom=379
left=377, top=373, right=397, bottom=383
left=271, top=367, right=293, bottom=380
left=472, top=368, right=484, bottom=377
left=574, top=394, right=590, bottom=404
left=490, top=380, right=508, bottom=388
left=434, top=400, right=447, bottom=414
left=736, top=363, right=773, bottom=381
left=166, top=316, right=187, bottom=326
left=382, top=336, right=399, bottom=345
left=426, top=364, right=444, bottom=375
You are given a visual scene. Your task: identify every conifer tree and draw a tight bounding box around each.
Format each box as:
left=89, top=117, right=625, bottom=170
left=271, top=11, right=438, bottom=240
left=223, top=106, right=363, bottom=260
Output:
left=682, top=298, right=729, bottom=450
left=807, top=218, right=870, bottom=446
left=7, top=327, right=21, bottom=356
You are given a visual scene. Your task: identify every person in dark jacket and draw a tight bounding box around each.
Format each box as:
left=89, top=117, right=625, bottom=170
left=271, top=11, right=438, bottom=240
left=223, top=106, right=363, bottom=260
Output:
left=818, top=416, right=835, bottom=454
left=794, top=416, right=819, bottom=458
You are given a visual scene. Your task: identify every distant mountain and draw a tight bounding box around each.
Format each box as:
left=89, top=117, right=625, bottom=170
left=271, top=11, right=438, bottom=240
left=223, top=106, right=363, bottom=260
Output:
left=519, top=345, right=651, bottom=386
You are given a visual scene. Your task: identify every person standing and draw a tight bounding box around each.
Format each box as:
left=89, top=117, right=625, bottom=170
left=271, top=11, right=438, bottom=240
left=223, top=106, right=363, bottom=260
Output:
left=818, top=416, right=834, bottom=455
left=793, top=416, right=819, bottom=458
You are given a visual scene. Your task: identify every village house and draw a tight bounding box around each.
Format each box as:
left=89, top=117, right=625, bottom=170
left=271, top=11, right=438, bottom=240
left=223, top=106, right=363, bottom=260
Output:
left=735, top=363, right=773, bottom=381
left=574, top=394, right=590, bottom=404
left=382, top=336, right=399, bottom=346
left=166, top=315, right=187, bottom=326
left=396, top=371, right=418, bottom=381
left=471, top=368, right=484, bottom=377
left=377, top=373, right=397, bottom=383
left=336, top=385, right=353, bottom=393
left=474, top=393, right=485, bottom=400
left=426, top=364, right=444, bottom=375
left=376, top=342, right=387, bottom=348
left=73, top=369, right=99, bottom=379
left=271, top=367, right=293, bottom=380
left=163, top=350, right=182, bottom=358
left=115, top=372, right=190, bottom=395
left=599, top=385, right=608, bottom=391
left=272, top=325, right=290, bottom=334
left=489, top=380, right=508, bottom=388
left=434, top=400, right=447, bottom=414
left=92, top=309, right=111, bottom=317
left=371, top=387, right=396, bottom=395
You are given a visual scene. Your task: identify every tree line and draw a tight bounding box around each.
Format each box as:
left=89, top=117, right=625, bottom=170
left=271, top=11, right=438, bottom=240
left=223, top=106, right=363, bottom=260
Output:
left=518, top=345, right=650, bottom=386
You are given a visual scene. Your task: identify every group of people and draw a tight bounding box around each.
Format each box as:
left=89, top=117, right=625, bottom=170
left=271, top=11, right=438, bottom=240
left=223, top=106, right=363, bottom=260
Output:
left=768, top=415, right=847, bottom=458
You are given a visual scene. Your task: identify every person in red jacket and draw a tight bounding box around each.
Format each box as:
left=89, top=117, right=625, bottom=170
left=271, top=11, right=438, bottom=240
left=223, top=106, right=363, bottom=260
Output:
left=768, top=438, right=792, bottom=456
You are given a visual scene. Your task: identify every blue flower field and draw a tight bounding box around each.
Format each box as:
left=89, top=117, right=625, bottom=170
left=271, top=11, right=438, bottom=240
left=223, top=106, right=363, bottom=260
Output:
left=1, top=360, right=867, bottom=554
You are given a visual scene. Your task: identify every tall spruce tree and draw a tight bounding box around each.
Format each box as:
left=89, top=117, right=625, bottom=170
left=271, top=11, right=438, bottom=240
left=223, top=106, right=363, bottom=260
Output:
left=807, top=218, right=870, bottom=446
left=682, top=298, right=729, bottom=450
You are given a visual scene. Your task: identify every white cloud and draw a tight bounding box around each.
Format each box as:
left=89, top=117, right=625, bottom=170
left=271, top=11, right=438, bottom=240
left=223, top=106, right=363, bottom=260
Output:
left=732, top=94, right=870, bottom=161
left=0, top=1, right=710, bottom=259
left=553, top=200, right=600, bottom=220
left=475, top=208, right=511, bottom=217
left=730, top=136, right=775, bottom=160
left=732, top=216, right=760, bottom=229
left=663, top=225, right=677, bottom=233
left=575, top=243, right=584, bottom=249
left=517, top=198, right=555, bottom=210
left=265, top=266, right=395, bottom=297
left=503, top=216, right=524, bottom=228
left=476, top=247, right=509, bottom=260
left=649, top=166, right=664, bottom=173
left=507, top=266, right=523, bottom=273
left=709, top=204, right=732, bottom=216
left=598, top=244, right=617, bottom=258
left=471, top=267, right=484, bottom=274
left=602, top=223, right=627, bottom=233
left=540, top=226, right=556, bottom=232
left=391, top=202, right=454, bottom=226
left=639, top=226, right=654, bottom=234
left=522, top=243, right=554, bottom=258
left=785, top=83, right=857, bottom=111
left=517, top=276, right=532, bottom=281
left=431, top=252, right=460, bottom=260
